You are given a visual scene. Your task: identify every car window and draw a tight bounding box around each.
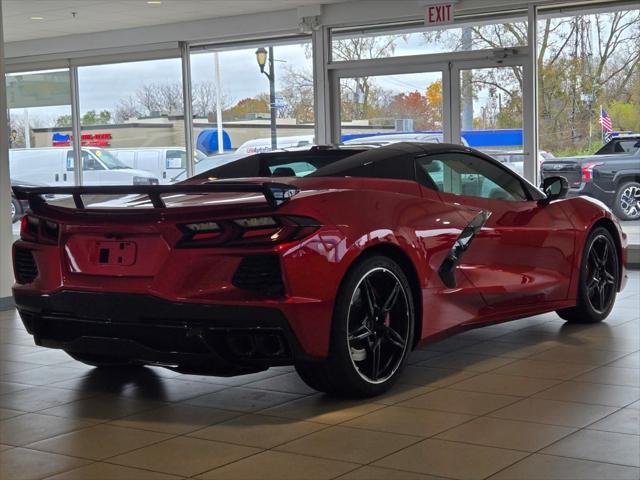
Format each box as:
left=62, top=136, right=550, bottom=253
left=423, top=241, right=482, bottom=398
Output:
left=166, top=150, right=186, bottom=169
left=416, top=152, right=528, bottom=201
left=268, top=161, right=316, bottom=177
left=66, top=151, right=105, bottom=171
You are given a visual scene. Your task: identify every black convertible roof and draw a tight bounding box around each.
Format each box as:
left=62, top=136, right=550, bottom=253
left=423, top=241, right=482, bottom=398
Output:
left=309, top=142, right=472, bottom=179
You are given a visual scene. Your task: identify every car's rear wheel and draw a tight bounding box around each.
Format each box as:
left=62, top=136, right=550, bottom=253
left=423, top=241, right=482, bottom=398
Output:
left=66, top=352, right=143, bottom=368
left=296, top=255, right=414, bottom=397
left=613, top=181, right=640, bottom=220
left=557, top=227, right=619, bottom=323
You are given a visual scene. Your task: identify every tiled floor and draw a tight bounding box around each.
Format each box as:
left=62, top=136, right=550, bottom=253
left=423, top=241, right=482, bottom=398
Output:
left=1, top=273, right=638, bottom=480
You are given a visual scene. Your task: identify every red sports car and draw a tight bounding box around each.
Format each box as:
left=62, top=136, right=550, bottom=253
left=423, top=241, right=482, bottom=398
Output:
left=12, top=143, right=628, bottom=397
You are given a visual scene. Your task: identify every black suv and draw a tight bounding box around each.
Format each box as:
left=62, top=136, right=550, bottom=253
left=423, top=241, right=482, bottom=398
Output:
left=541, top=135, right=640, bottom=220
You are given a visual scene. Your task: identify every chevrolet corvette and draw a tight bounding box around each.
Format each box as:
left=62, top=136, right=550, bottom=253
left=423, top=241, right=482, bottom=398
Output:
left=12, top=143, right=628, bottom=396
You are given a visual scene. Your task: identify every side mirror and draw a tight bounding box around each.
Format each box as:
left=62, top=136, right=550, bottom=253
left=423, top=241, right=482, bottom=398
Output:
left=541, top=176, right=569, bottom=203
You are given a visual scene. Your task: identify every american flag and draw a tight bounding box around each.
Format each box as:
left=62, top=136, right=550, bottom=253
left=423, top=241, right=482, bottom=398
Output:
left=599, top=107, right=613, bottom=133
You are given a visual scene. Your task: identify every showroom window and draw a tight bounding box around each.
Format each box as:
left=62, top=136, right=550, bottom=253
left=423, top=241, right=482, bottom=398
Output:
left=537, top=6, right=640, bottom=223
left=331, top=17, right=528, bottom=61
left=6, top=69, right=75, bottom=226
left=187, top=38, right=314, bottom=179
left=77, top=57, right=185, bottom=185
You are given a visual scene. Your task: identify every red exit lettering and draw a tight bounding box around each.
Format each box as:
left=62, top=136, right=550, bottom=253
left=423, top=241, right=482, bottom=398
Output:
left=426, top=4, right=453, bottom=25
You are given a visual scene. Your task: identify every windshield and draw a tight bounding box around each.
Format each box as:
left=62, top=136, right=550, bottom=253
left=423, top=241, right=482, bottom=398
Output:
left=91, top=149, right=130, bottom=169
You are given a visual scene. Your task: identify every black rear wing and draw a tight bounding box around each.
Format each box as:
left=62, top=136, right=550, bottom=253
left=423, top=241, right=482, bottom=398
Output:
left=12, top=182, right=299, bottom=210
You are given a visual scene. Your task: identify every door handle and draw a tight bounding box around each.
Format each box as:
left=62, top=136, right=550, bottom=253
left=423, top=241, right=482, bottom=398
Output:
left=163, top=171, right=166, bottom=179
left=55, top=173, right=59, bottom=182
left=63, top=173, right=67, bottom=181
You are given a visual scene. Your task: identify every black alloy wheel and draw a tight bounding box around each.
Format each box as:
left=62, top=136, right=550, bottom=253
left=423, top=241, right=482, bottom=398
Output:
left=346, top=267, right=411, bottom=384
left=584, top=234, right=617, bottom=314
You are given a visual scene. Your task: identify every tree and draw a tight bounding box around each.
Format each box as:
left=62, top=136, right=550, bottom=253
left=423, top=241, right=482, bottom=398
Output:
left=223, top=95, right=270, bottom=120
left=386, top=80, right=443, bottom=130
left=81, top=110, right=111, bottom=125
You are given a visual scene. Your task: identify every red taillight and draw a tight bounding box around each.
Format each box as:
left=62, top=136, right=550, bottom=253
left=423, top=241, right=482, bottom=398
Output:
left=178, top=215, right=320, bottom=248
left=19, top=215, right=59, bottom=244
left=582, top=162, right=603, bottom=182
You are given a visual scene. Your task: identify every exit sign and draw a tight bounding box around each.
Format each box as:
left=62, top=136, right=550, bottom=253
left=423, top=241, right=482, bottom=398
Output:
left=425, top=3, right=454, bottom=25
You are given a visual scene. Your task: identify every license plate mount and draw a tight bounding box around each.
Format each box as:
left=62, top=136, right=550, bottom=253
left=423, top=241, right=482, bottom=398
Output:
left=94, top=241, right=137, bottom=266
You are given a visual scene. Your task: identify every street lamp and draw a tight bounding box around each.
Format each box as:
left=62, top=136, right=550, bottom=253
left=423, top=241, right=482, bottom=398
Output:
left=255, top=46, right=277, bottom=150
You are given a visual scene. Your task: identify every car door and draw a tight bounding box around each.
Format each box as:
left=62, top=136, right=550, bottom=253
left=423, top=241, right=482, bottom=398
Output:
left=416, top=152, right=575, bottom=311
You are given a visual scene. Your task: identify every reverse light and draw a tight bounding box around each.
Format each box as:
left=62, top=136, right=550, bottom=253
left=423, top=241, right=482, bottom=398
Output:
left=582, top=162, right=603, bottom=183
left=178, top=215, right=320, bottom=248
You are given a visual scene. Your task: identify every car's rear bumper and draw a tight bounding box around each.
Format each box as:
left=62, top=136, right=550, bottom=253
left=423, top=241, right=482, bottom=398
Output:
left=14, top=290, right=313, bottom=375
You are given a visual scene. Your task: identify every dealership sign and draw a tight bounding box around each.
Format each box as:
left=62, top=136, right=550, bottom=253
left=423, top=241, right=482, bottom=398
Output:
left=52, top=133, right=112, bottom=147
left=425, top=3, right=455, bottom=25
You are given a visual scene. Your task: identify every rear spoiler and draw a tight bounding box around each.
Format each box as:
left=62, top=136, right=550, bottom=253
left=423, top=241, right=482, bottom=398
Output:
left=12, top=182, right=299, bottom=210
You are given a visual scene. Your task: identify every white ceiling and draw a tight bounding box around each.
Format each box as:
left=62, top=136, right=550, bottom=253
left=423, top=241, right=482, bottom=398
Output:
left=1, top=0, right=350, bottom=42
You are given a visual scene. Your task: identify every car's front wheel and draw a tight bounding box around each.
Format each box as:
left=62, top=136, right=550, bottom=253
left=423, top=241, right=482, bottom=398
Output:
left=613, top=181, right=640, bottom=220
left=557, top=227, right=619, bottom=323
left=296, top=255, right=414, bottom=397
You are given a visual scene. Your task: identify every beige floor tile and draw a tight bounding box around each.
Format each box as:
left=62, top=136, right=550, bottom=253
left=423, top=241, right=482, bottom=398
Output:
left=375, top=438, right=527, bottom=480
left=189, top=413, right=326, bottom=448
left=416, top=352, right=515, bottom=372
left=26, top=424, right=171, bottom=460
left=398, top=388, right=520, bottom=415
left=0, top=381, right=31, bottom=395
left=0, top=407, right=25, bottom=420
left=489, top=397, right=617, bottom=427
left=185, top=387, right=301, bottom=412
left=588, top=408, right=640, bottom=435
left=491, top=359, right=596, bottom=380
left=1, top=365, right=89, bottom=386
left=46, top=462, right=183, bottom=480
left=533, top=381, right=640, bottom=407
left=608, top=352, right=640, bottom=369
left=574, top=366, right=640, bottom=387
left=109, top=404, right=239, bottom=435
left=398, top=366, right=477, bottom=388
left=243, top=372, right=318, bottom=395
left=276, top=425, right=418, bottom=464
left=197, top=450, right=357, bottom=480
left=260, top=395, right=383, bottom=424
left=39, top=394, right=166, bottom=423
left=122, top=378, right=227, bottom=403
left=436, top=416, right=575, bottom=452
left=343, top=405, right=472, bottom=437
left=0, top=447, right=90, bottom=480
left=449, top=373, right=560, bottom=397
left=527, top=346, right=627, bottom=366
left=0, top=443, right=13, bottom=451
left=457, top=339, right=555, bottom=359
left=0, top=413, right=94, bottom=446
left=337, top=465, right=446, bottom=480
left=542, top=429, right=640, bottom=467
left=0, top=361, right=42, bottom=375
left=109, top=436, right=260, bottom=477
left=490, top=453, right=640, bottom=480
left=0, top=386, right=91, bottom=412
left=370, top=384, right=435, bottom=406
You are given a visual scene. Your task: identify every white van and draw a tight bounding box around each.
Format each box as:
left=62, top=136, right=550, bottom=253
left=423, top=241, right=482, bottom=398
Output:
left=109, top=147, right=196, bottom=184
left=234, top=135, right=315, bottom=155
left=9, top=147, right=158, bottom=186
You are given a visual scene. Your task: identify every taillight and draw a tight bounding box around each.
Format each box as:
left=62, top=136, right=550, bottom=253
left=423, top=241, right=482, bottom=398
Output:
left=20, top=215, right=59, bottom=244
left=582, top=162, right=603, bottom=182
left=178, top=215, right=320, bottom=248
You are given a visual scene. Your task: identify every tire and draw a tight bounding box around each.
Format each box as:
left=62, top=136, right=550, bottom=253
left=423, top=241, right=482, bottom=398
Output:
left=557, top=227, right=619, bottom=323
left=66, top=352, right=144, bottom=368
left=295, top=255, right=415, bottom=397
left=11, top=197, right=22, bottom=223
left=613, top=181, right=640, bottom=221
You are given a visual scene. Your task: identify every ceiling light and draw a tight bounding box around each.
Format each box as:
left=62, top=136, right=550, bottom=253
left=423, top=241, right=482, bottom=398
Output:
left=30, top=16, right=44, bottom=20
left=146, top=1, right=162, bottom=4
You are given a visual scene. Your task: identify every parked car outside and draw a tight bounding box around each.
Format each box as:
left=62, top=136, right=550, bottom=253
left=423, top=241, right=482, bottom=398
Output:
left=541, top=135, right=640, bottom=220
left=109, top=147, right=204, bottom=184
